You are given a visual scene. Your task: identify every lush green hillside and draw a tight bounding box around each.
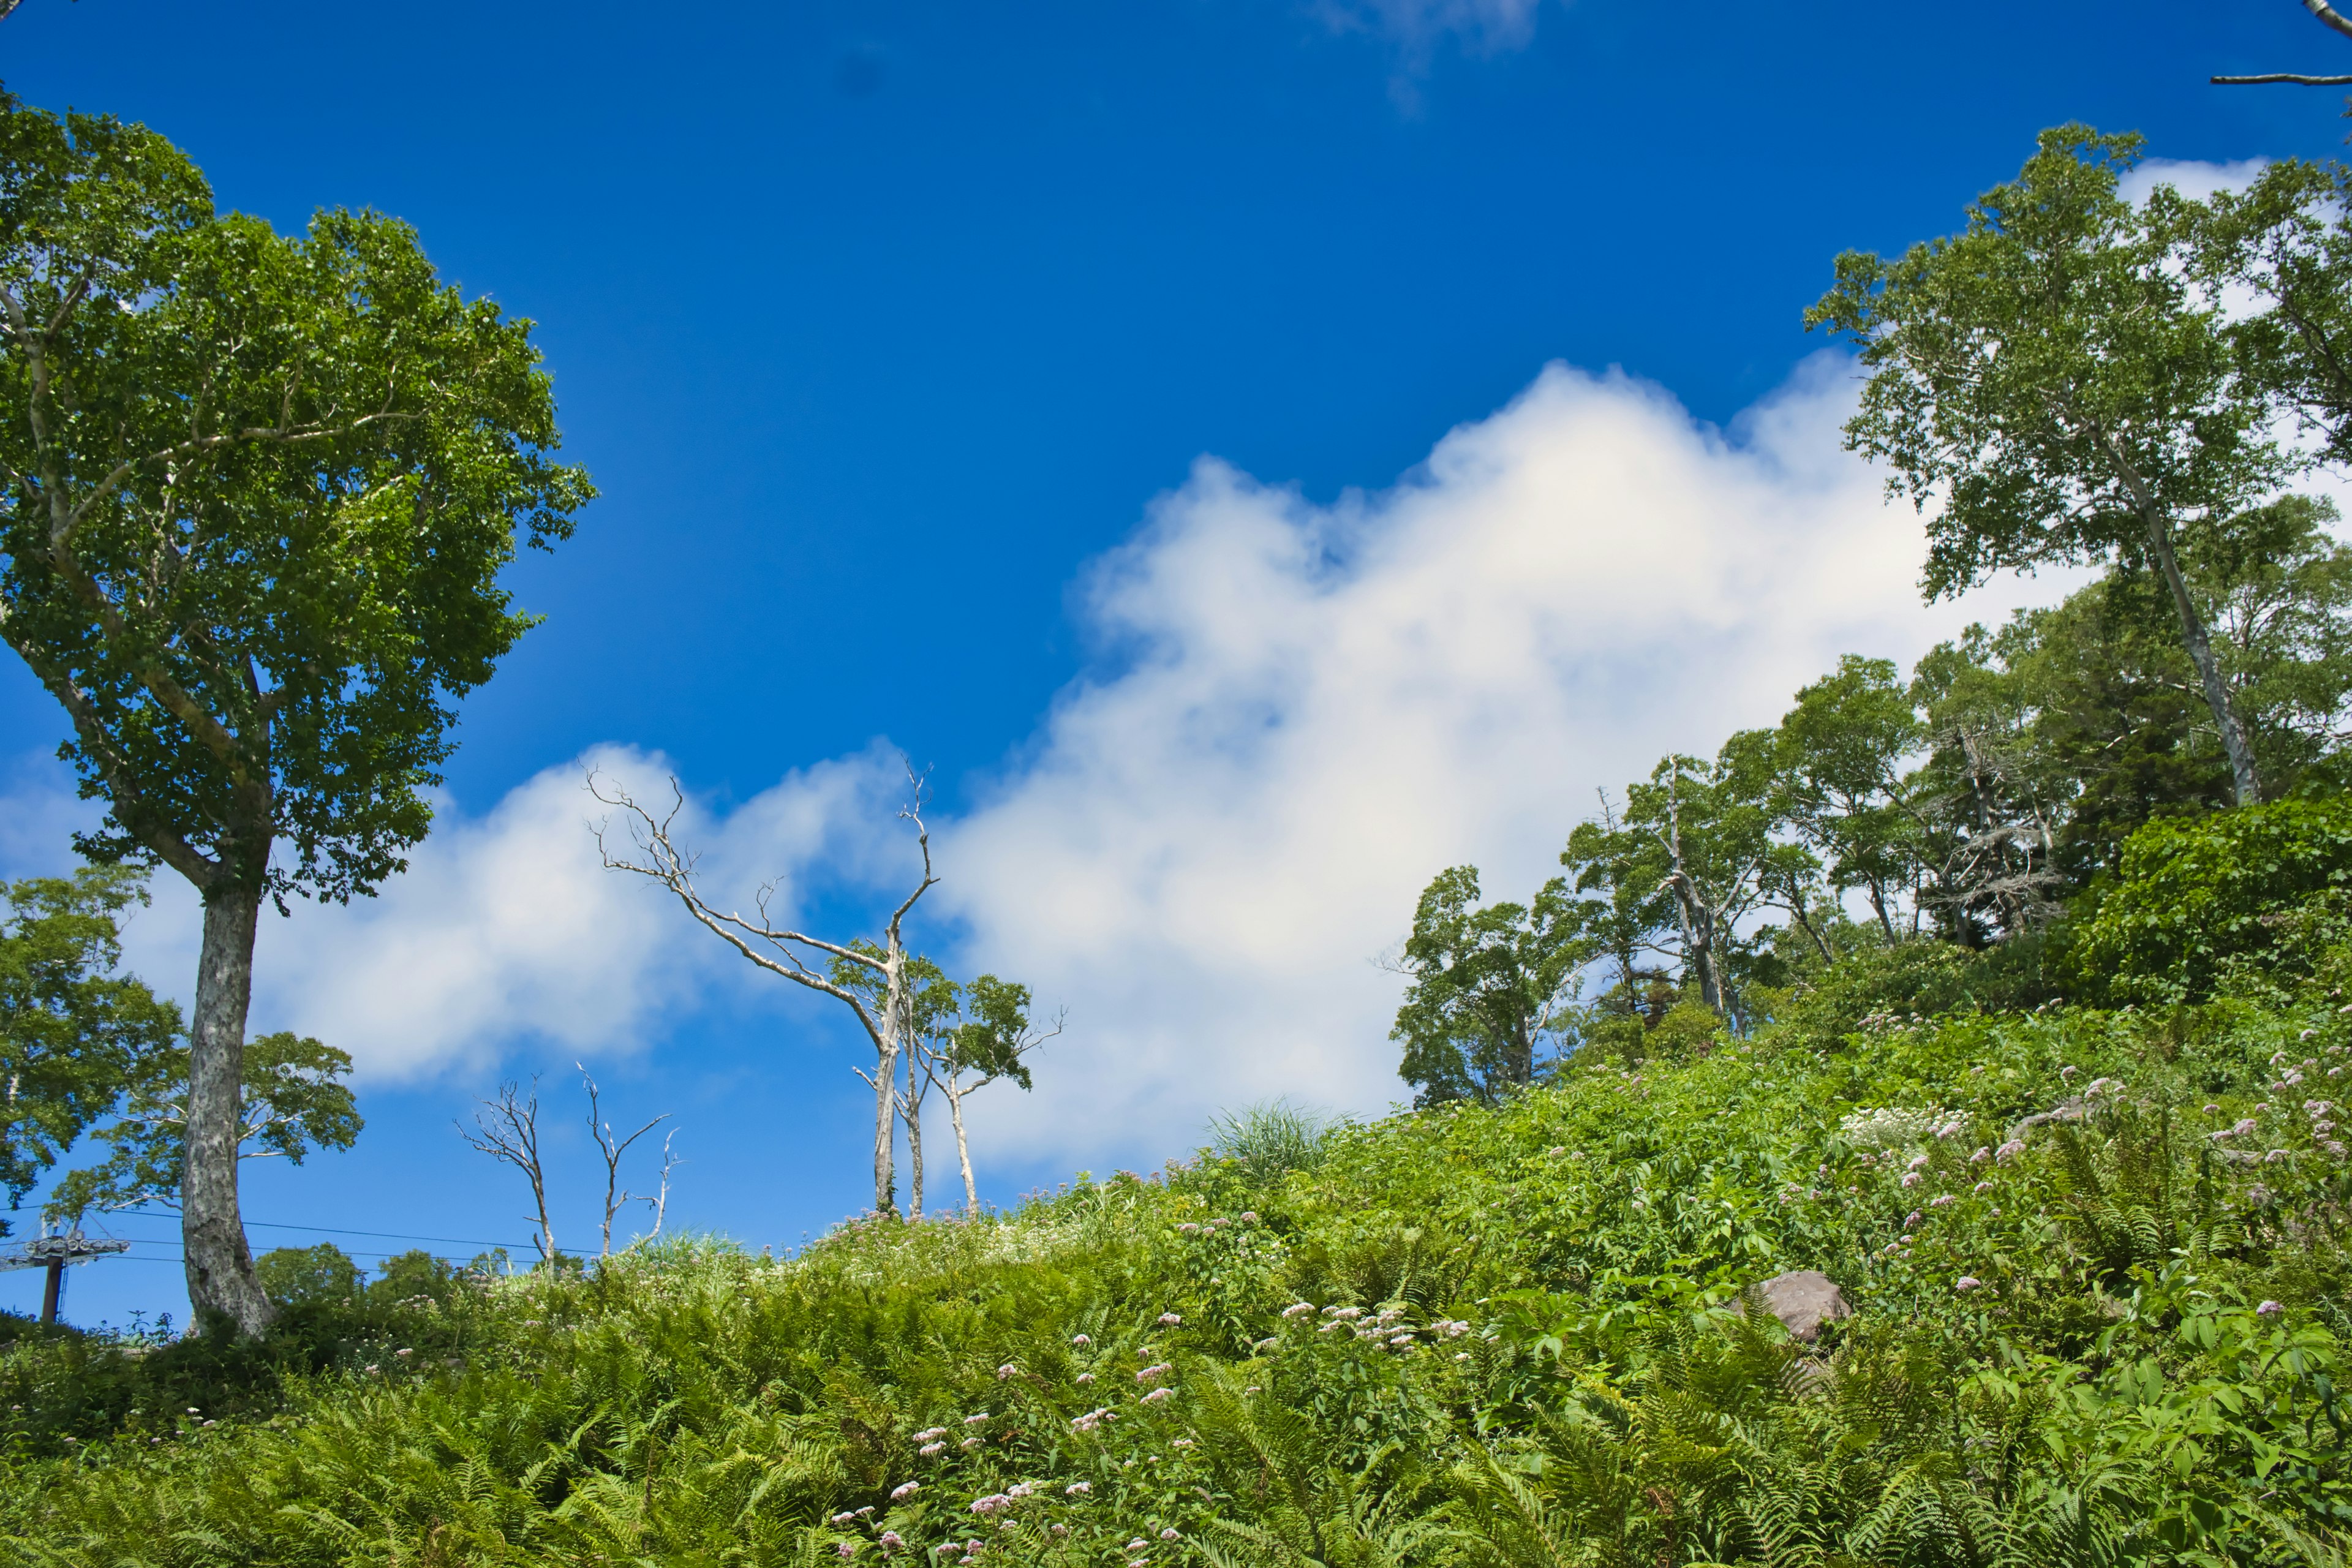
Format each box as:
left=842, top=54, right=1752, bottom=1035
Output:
left=6, top=896, right=2351, bottom=1566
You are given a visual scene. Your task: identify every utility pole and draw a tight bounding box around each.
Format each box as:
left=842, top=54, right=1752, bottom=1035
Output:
left=0, top=1233, right=130, bottom=1324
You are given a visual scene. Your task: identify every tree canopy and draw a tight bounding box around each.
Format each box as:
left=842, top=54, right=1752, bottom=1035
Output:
left=1807, top=126, right=2288, bottom=805
left=0, top=864, right=178, bottom=1229
left=0, top=95, right=587, bottom=1330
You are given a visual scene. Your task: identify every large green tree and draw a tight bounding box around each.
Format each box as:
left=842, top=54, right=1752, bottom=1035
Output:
left=1808, top=127, right=2290, bottom=808
left=1772, top=655, right=1928, bottom=942
left=0, top=864, right=178, bottom=1229
left=0, top=100, right=588, bottom=1330
left=2195, top=158, right=2352, bottom=459
left=1390, top=865, right=1588, bottom=1107
left=1908, top=496, right=2352, bottom=890
left=1564, top=748, right=1782, bottom=1017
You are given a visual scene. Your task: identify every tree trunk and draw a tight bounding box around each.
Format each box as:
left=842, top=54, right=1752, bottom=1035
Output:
left=903, top=1050, right=925, bottom=1221
left=873, top=945, right=903, bottom=1218
left=1787, top=900, right=1833, bottom=964
left=1866, top=877, right=1897, bottom=943
left=183, top=882, right=274, bottom=1336
left=945, top=1077, right=978, bottom=1214
left=2143, top=509, right=2263, bottom=806
left=1672, top=888, right=1721, bottom=1010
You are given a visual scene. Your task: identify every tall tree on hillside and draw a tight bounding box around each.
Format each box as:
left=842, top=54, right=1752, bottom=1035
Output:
left=591, top=766, right=939, bottom=1218
left=929, top=974, right=1054, bottom=1213
left=1905, top=500, right=2352, bottom=889
left=0, top=100, right=589, bottom=1332
left=1, top=865, right=178, bottom=1229
left=1772, top=656, right=1928, bottom=942
left=831, top=946, right=960, bottom=1219
left=1807, top=126, right=2290, bottom=809
left=1564, top=749, right=1778, bottom=1017
left=1390, top=865, right=1589, bottom=1107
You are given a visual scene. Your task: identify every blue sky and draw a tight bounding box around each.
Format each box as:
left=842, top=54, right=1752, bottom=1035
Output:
left=5, top=0, right=2351, bottom=1324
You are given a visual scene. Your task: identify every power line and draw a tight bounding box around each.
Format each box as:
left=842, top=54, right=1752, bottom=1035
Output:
left=4, top=1206, right=529, bottom=1250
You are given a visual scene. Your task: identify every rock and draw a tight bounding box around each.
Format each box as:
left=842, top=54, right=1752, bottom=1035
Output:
left=1752, top=1270, right=1850, bottom=1343
left=2005, top=1097, right=2088, bottom=1144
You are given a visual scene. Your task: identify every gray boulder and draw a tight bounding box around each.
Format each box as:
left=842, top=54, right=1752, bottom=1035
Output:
left=1752, top=1269, right=1850, bottom=1343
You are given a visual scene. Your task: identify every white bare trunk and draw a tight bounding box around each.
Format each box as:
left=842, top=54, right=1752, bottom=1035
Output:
left=874, top=941, right=903, bottom=1216
left=945, top=1076, right=978, bottom=1214
left=903, top=1047, right=925, bottom=1221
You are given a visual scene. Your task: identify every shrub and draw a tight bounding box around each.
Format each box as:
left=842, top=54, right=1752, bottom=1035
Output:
left=2078, top=796, right=2352, bottom=1001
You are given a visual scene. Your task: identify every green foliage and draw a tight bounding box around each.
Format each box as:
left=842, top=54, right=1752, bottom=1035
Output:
left=1206, top=1098, right=1337, bottom=1186
left=1807, top=125, right=2283, bottom=604
left=2076, top=797, right=2352, bottom=1002
left=1775, top=655, right=1928, bottom=941
left=1392, top=867, right=1588, bottom=1106
left=956, top=973, right=1043, bottom=1090
left=2192, top=157, right=2352, bottom=466
left=0, top=93, right=591, bottom=900
left=9, top=956, right=2352, bottom=1564
left=0, top=864, right=178, bottom=1224
left=253, top=1244, right=361, bottom=1308
left=45, top=1029, right=362, bottom=1222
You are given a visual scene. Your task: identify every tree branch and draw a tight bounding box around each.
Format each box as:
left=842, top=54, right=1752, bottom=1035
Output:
left=586, top=769, right=889, bottom=1049
left=2307, top=0, right=2352, bottom=41
left=2211, top=72, right=2352, bottom=84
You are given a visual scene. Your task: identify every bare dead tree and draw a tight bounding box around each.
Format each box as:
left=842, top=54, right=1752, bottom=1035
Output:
left=590, top=760, right=939, bottom=1218
left=2213, top=1, right=2352, bottom=83
left=459, top=1079, right=556, bottom=1263
left=578, top=1065, right=669, bottom=1259
left=640, top=1128, right=684, bottom=1238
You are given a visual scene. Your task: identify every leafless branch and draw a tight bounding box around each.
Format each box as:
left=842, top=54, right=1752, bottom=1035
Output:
left=586, top=769, right=888, bottom=1046
left=637, top=1128, right=684, bottom=1238
left=2212, top=2, right=2352, bottom=83
left=2309, top=0, right=2352, bottom=41
left=459, top=1079, right=556, bottom=1262
left=579, top=1065, right=668, bottom=1259
left=586, top=755, right=944, bottom=1219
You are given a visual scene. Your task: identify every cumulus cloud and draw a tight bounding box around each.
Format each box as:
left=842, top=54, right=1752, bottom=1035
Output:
left=0, top=742, right=906, bottom=1080
left=0, top=353, right=2079, bottom=1168
left=2120, top=156, right=2269, bottom=206
left=930, top=354, right=2072, bottom=1161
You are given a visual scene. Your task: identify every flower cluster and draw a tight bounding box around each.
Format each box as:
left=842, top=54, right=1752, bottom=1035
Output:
left=1841, top=1106, right=1938, bottom=1150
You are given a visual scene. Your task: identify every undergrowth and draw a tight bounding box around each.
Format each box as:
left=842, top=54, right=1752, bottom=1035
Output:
left=5, top=978, right=2351, bottom=1565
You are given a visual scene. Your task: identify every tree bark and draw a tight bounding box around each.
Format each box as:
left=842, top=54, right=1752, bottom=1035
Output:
left=2143, top=508, right=2263, bottom=805
left=902, top=1049, right=925, bottom=1221
left=873, top=942, right=903, bottom=1217
left=945, top=1077, right=978, bottom=1214
left=1657, top=779, right=1724, bottom=1012
left=182, top=881, right=273, bottom=1336
left=1865, top=877, right=1897, bottom=943
left=1787, top=900, right=1834, bottom=964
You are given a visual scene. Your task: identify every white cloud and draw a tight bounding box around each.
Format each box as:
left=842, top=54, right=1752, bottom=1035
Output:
left=0, top=742, right=906, bottom=1080
left=1313, top=0, right=1545, bottom=53
left=930, top=353, right=2075, bottom=1163
left=2120, top=156, right=2269, bottom=207
left=0, top=353, right=2082, bottom=1170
